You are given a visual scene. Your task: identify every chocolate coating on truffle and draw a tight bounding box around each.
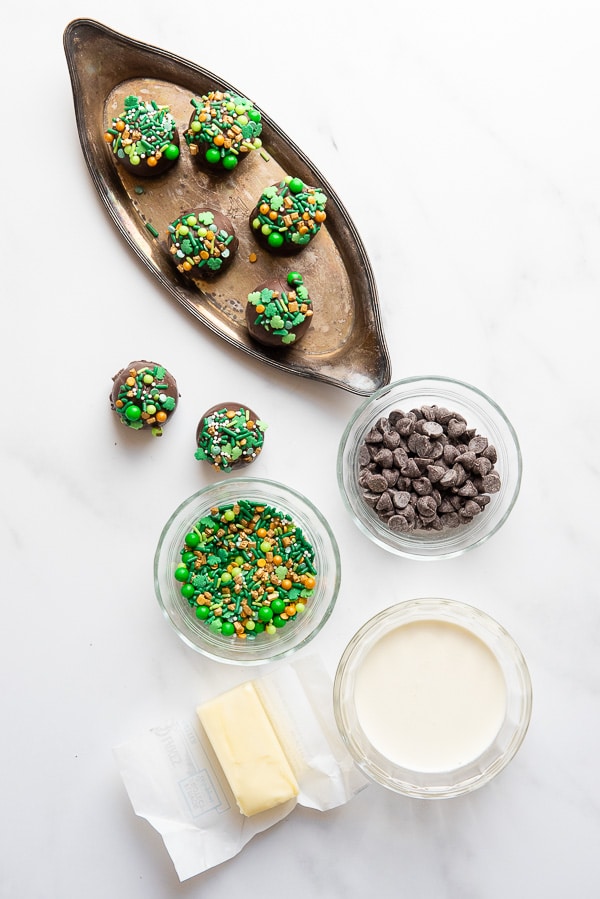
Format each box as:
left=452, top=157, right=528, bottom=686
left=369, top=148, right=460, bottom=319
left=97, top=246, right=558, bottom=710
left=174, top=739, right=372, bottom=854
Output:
left=249, top=177, right=328, bottom=256
left=167, top=207, right=238, bottom=279
left=184, top=90, right=263, bottom=175
left=110, top=361, right=179, bottom=436
left=194, top=403, right=267, bottom=471
left=104, top=95, right=180, bottom=178
left=246, top=272, right=313, bottom=347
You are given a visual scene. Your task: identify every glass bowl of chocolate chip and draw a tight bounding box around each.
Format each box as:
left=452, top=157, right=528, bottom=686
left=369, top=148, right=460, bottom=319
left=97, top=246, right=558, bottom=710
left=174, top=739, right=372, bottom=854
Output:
left=154, top=478, right=341, bottom=663
left=337, top=376, right=522, bottom=559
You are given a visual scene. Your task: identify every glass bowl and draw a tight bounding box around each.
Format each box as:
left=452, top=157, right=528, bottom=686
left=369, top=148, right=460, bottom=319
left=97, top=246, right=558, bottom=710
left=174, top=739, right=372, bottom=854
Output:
left=333, top=598, right=532, bottom=799
left=154, top=478, right=341, bottom=664
left=337, top=375, right=522, bottom=559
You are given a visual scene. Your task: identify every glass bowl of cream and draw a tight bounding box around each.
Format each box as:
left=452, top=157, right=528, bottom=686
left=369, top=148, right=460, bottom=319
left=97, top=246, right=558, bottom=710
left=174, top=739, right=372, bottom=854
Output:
left=333, top=598, right=532, bottom=798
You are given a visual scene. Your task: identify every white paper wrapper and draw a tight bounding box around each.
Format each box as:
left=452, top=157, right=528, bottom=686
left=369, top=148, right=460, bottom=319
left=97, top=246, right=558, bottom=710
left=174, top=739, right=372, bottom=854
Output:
left=113, top=655, right=368, bottom=880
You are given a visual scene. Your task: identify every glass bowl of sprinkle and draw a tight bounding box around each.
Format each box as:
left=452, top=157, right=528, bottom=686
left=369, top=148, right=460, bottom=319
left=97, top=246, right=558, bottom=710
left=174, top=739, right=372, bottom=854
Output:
left=338, top=376, right=522, bottom=560
left=154, top=478, right=341, bottom=664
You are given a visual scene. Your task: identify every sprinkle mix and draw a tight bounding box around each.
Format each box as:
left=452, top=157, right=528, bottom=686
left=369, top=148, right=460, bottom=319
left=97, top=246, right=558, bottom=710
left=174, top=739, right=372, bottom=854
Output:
left=174, top=501, right=317, bottom=639
left=195, top=407, right=268, bottom=470
left=252, top=177, right=327, bottom=250
left=104, top=95, right=179, bottom=169
left=248, top=272, right=312, bottom=345
left=113, top=365, right=176, bottom=436
left=168, top=211, right=235, bottom=274
left=185, top=90, right=262, bottom=170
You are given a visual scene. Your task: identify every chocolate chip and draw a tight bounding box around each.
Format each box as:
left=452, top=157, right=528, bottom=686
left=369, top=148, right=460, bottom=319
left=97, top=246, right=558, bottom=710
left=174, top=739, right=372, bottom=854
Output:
left=366, top=474, right=388, bottom=493
left=392, top=491, right=411, bottom=509
left=375, top=492, right=393, bottom=513
left=457, top=480, right=478, bottom=497
left=447, top=418, right=467, bottom=439
left=427, top=464, right=447, bottom=483
left=443, top=444, right=460, bottom=465
left=469, top=435, right=489, bottom=454
left=382, top=468, right=399, bottom=487
left=416, top=495, right=437, bottom=518
left=392, top=447, right=409, bottom=469
left=413, top=477, right=433, bottom=496
left=388, top=409, right=406, bottom=426
left=400, top=458, right=422, bottom=479
left=383, top=429, right=401, bottom=449
left=358, top=445, right=371, bottom=467
left=365, top=428, right=383, bottom=444
left=471, top=456, right=492, bottom=477
left=481, top=472, right=501, bottom=493
left=374, top=448, right=394, bottom=468
left=395, top=417, right=415, bottom=436
left=483, top=445, right=498, bottom=464
left=439, top=468, right=458, bottom=488
left=422, top=420, right=444, bottom=438
left=361, top=492, right=380, bottom=507
left=407, top=433, right=432, bottom=458
left=440, top=512, right=460, bottom=528
left=456, top=451, right=477, bottom=470
left=452, top=463, right=468, bottom=487
left=434, top=407, right=454, bottom=425
left=388, top=515, right=411, bottom=532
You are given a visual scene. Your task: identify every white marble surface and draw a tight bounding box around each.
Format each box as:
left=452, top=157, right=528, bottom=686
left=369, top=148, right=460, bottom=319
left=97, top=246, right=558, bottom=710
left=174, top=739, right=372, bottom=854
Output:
left=2, top=1, right=600, bottom=895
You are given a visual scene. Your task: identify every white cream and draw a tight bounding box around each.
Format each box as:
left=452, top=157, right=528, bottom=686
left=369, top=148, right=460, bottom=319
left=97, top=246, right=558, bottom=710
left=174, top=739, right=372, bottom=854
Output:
left=353, top=620, right=507, bottom=772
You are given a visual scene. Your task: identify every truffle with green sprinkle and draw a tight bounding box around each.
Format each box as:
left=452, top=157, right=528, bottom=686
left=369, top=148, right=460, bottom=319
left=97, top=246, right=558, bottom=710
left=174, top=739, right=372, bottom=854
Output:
left=249, top=176, right=327, bottom=255
left=185, top=89, right=262, bottom=174
left=110, top=361, right=179, bottom=436
left=104, top=95, right=180, bottom=178
left=246, top=272, right=314, bottom=347
left=195, top=404, right=267, bottom=471
left=167, top=208, right=238, bottom=279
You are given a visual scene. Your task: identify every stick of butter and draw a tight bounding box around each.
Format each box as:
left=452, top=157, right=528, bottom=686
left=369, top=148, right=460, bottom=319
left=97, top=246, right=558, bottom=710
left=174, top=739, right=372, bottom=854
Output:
left=197, top=681, right=299, bottom=817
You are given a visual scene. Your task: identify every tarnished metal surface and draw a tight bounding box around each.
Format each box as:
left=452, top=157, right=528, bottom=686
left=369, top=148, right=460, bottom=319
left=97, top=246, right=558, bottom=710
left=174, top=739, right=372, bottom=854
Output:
left=63, top=19, right=391, bottom=395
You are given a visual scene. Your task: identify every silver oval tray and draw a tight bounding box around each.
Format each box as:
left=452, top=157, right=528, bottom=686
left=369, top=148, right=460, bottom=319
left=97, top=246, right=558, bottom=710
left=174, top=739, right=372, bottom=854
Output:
left=63, top=18, right=391, bottom=395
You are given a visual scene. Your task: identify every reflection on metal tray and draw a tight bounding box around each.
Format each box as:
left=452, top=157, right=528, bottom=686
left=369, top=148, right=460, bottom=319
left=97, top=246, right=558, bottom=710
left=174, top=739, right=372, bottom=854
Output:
left=63, top=19, right=391, bottom=395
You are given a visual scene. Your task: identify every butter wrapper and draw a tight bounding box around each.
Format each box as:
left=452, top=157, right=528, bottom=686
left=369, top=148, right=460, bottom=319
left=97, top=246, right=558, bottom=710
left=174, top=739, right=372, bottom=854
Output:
left=113, top=654, right=367, bottom=880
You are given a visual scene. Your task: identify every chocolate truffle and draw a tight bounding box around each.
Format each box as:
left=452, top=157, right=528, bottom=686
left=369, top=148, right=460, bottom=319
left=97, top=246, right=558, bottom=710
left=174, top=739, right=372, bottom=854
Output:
left=194, top=403, right=267, bottom=471
left=103, top=95, right=180, bottom=177
left=167, top=208, right=238, bottom=279
left=246, top=271, right=313, bottom=347
left=110, top=361, right=179, bottom=436
left=249, top=177, right=327, bottom=255
left=185, top=90, right=262, bottom=174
